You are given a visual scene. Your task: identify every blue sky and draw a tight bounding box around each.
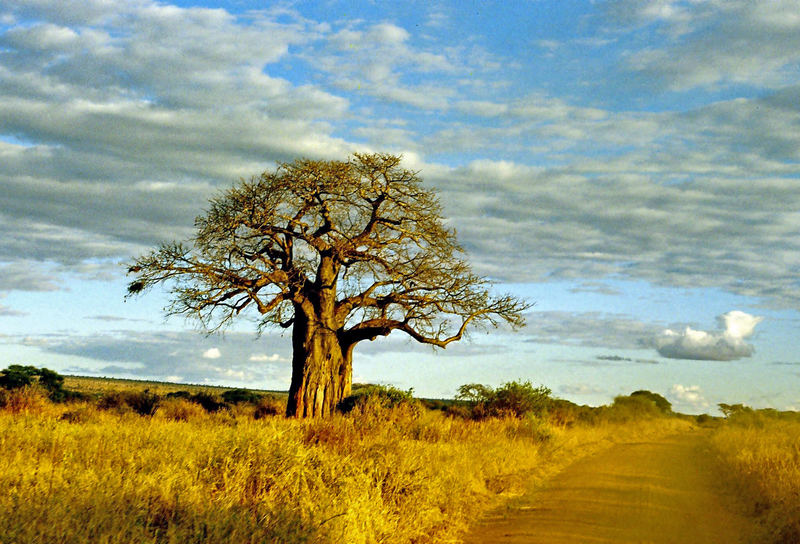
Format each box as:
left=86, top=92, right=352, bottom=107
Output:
left=1, top=0, right=800, bottom=413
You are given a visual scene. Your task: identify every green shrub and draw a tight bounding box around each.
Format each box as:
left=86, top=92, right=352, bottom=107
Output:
left=695, top=413, right=714, bottom=425
left=455, top=380, right=551, bottom=419
left=630, top=390, right=672, bottom=413
left=338, top=385, right=420, bottom=417
left=0, top=365, right=37, bottom=389
left=546, top=398, right=598, bottom=426
left=718, top=403, right=753, bottom=418
left=164, top=390, right=227, bottom=412
left=222, top=388, right=262, bottom=404
left=493, top=381, right=551, bottom=417
left=188, top=392, right=227, bottom=413
left=36, top=367, right=64, bottom=394
left=603, top=393, right=665, bottom=421
left=0, top=365, right=69, bottom=402
left=454, top=383, right=495, bottom=405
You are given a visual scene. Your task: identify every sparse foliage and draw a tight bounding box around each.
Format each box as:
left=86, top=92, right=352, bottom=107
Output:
left=718, top=403, right=752, bottom=418
left=128, top=153, right=530, bottom=417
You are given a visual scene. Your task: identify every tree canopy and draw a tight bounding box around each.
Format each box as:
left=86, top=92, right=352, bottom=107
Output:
left=128, top=153, right=530, bottom=417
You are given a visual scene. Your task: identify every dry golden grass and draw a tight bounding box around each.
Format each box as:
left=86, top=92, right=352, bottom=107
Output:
left=710, top=410, right=800, bottom=544
left=62, top=375, right=284, bottom=399
left=0, top=385, right=51, bottom=414
left=0, top=387, right=692, bottom=544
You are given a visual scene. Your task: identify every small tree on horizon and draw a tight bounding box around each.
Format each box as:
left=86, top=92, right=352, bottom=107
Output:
left=127, top=153, right=530, bottom=418
left=630, top=390, right=672, bottom=413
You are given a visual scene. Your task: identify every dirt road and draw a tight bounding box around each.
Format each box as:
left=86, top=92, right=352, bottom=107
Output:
left=462, top=432, right=756, bottom=544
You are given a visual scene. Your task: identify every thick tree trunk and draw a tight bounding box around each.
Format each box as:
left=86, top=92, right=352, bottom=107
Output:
left=286, top=313, right=352, bottom=418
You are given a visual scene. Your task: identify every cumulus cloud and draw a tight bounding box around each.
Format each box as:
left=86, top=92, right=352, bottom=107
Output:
left=656, top=311, right=763, bottom=361
left=309, top=20, right=478, bottom=110
left=202, top=347, right=221, bottom=359
left=669, top=384, right=710, bottom=411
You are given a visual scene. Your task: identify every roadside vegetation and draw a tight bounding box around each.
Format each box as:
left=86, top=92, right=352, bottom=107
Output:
left=0, top=365, right=765, bottom=543
left=710, top=405, right=800, bottom=544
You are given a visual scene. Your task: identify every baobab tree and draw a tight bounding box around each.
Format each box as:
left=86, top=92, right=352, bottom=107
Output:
left=127, top=153, right=529, bottom=417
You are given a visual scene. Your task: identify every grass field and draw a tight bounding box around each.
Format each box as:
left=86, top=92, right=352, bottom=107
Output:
left=710, top=409, right=800, bottom=544
left=61, top=375, right=287, bottom=398
left=0, top=376, right=696, bottom=544
left=5, top=374, right=798, bottom=544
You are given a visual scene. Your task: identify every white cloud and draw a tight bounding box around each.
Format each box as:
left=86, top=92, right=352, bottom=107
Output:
left=656, top=311, right=763, bottom=361
left=201, top=347, right=221, bottom=359
left=309, top=19, right=490, bottom=110
left=669, top=384, right=710, bottom=410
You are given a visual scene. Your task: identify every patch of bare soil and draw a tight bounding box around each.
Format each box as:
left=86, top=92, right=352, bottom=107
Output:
left=461, top=432, right=757, bottom=544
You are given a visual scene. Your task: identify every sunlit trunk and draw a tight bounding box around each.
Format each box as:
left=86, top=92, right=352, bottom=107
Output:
left=286, top=313, right=352, bottom=418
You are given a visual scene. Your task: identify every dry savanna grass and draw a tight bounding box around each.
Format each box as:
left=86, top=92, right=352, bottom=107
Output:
left=62, top=375, right=285, bottom=399
left=0, top=382, right=692, bottom=544
left=710, top=410, right=800, bottom=544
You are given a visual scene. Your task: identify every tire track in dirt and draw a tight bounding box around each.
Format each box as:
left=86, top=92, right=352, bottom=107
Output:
left=461, top=432, right=756, bottom=544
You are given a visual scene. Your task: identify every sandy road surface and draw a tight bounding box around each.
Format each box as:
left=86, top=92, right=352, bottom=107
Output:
left=461, top=432, right=756, bottom=544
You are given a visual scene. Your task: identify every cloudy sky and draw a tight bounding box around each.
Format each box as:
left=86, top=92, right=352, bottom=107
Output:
left=2, top=0, right=799, bottom=413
